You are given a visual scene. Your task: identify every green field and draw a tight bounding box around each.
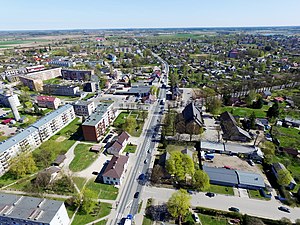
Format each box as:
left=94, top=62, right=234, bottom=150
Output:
left=69, top=144, right=97, bottom=172
left=0, top=39, right=50, bottom=48
left=123, top=144, right=137, bottom=153
left=93, top=220, right=108, bottom=225
left=198, top=214, right=227, bottom=225
left=43, top=77, right=63, bottom=85
left=70, top=202, right=111, bottom=225
left=72, top=177, right=87, bottom=191
left=85, top=180, right=118, bottom=200
left=272, top=126, right=300, bottom=149
left=221, top=105, right=269, bottom=118
left=207, top=184, right=234, bottom=196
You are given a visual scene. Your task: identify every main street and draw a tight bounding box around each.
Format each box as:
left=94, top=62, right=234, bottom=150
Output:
left=108, top=48, right=169, bottom=225
left=142, top=186, right=300, bottom=223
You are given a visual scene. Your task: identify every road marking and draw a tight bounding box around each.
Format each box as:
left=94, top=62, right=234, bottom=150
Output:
left=126, top=200, right=133, bottom=208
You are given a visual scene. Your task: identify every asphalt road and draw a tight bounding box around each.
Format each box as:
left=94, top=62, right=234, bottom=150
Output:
left=142, top=186, right=300, bottom=223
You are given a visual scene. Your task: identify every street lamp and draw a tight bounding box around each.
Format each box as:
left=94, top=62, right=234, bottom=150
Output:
left=254, top=131, right=260, bottom=146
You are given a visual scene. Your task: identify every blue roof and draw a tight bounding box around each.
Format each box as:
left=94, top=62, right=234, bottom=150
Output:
left=0, top=126, right=39, bottom=154
left=31, top=104, right=73, bottom=129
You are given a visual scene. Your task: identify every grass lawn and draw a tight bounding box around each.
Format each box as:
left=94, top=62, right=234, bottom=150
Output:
left=248, top=189, right=270, bottom=201
left=6, top=175, right=36, bottom=191
left=198, top=214, right=227, bottom=225
left=207, top=184, right=234, bottom=196
left=82, top=93, right=95, bottom=100
left=70, top=202, right=112, bottom=225
left=221, top=105, right=269, bottom=118
left=142, top=217, right=153, bottom=225
left=0, top=173, right=33, bottom=188
left=73, top=177, right=87, bottom=191
left=272, top=126, right=300, bottom=149
left=85, top=180, right=118, bottom=200
left=113, top=110, right=147, bottom=137
left=166, top=144, right=194, bottom=153
left=123, top=144, right=137, bottom=153
left=93, top=220, right=108, bottom=225
left=0, top=135, right=7, bottom=142
left=69, top=144, right=97, bottom=172
left=43, top=77, right=62, bottom=85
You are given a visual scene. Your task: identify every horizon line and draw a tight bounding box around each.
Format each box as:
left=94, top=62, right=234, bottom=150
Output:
left=1, top=25, right=300, bottom=32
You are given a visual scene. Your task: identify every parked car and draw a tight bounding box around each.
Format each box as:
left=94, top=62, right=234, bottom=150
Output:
left=138, top=173, right=145, bottom=180
left=92, top=171, right=99, bottom=175
left=278, top=206, right=290, bottom=213
left=206, top=192, right=215, bottom=197
left=192, top=213, right=200, bottom=223
left=187, top=190, right=194, bottom=195
left=229, top=207, right=240, bottom=212
left=144, top=159, right=148, bottom=164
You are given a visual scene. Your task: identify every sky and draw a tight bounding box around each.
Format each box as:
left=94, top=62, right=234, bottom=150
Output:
left=1, top=0, right=300, bottom=30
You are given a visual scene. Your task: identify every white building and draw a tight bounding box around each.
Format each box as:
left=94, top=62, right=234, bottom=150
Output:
left=0, top=104, right=75, bottom=176
left=0, top=193, right=70, bottom=225
left=73, top=100, right=95, bottom=116
left=0, top=93, right=21, bottom=108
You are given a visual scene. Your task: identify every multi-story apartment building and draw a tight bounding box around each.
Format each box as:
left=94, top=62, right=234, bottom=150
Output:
left=43, top=84, right=80, bottom=96
left=37, top=96, right=61, bottom=109
left=82, top=102, right=115, bottom=142
left=48, top=60, right=76, bottom=68
left=31, top=104, right=75, bottom=142
left=0, top=193, right=70, bottom=225
left=0, top=104, right=75, bottom=176
left=0, top=92, right=21, bottom=108
left=19, top=68, right=62, bottom=91
left=1, top=68, right=27, bottom=82
left=83, top=82, right=99, bottom=92
left=0, top=127, right=41, bottom=176
left=61, top=69, right=94, bottom=81
left=73, top=100, right=95, bottom=117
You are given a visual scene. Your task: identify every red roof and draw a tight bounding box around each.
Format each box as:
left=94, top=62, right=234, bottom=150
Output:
left=37, top=96, right=57, bottom=102
left=2, top=118, right=13, bottom=124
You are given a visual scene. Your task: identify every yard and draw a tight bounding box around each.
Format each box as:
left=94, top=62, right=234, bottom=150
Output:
left=221, top=105, right=269, bottom=118
left=113, top=110, right=148, bottom=137
left=69, top=144, right=97, bottom=172
left=123, top=144, right=137, bottom=153
left=198, top=214, right=227, bottom=225
left=43, top=77, right=62, bottom=85
left=72, top=177, right=87, bottom=191
left=69, top=202, right=111, bottom=225
left=85, top=180, right=118, bottom=200
left=207, top=184, right=234, bottom=196
left=248, top=189, right=270, bottom=201
left=271, top=126, right=300, bottom=149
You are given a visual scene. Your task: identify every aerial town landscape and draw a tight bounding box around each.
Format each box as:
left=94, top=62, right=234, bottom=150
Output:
left=0, top=1, right=300, bottom=225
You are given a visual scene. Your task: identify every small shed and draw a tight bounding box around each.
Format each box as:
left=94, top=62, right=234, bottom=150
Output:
left=51, top=154, right=66, bottom=167
left=90, top=145, right=102, bottom=153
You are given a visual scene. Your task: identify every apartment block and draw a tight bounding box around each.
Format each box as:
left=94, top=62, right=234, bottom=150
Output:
left=0, top=127, right=41, bottom=176
left=48, top=60, right=76, bottom=67
left=82, top=103, right=115, bottom=142
left=61, top=69, right=94, bottom=81
left=43, top=84, right=80, bottom=96
left=0, top=193, right=70, bottom=225
left=31, top=104, right=75, bottom=142
left=37, top=96, right=61, bottom=109
left=19, top=76, right=44, bottom=91
left=0, top=104, right=75, bottom=176
left=73, top=100, right=95, bottom=117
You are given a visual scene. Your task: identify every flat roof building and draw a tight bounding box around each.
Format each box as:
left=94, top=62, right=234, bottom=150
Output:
left=0, top=193, right=70, bottom=225
left=73, top=100, right=95, bottom=117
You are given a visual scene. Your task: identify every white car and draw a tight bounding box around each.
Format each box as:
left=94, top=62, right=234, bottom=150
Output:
left=192, top=213, right=200, bottom=223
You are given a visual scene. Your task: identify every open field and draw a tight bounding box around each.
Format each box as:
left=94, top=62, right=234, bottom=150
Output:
left=207, top=184, right=234, bottom=196
left=198, top=214, right=227, bottom=225
left=221, top=105, right=269, bottom=118
left=123, top=144, right=137, bottom=153
left=272, top=126, right=300, bottom=149
left=69, top=144, right=97, bottom=172
left=85, top=180, right=118, bottom=200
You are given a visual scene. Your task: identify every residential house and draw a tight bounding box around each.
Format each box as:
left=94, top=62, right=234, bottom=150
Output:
left=220, top=111, right=251, bottom=142
left=262, top=90, right=272, bottom=99
left=0, top=193, right=70, bottom=225
left=272, top=162, right=297, bottom=190
left=102, top=155, right=129, bottom=186
left=182, top=102, right=204, bottom=128
left=107, top=131, right=130, bottom=155
left=37, top=96, right=61, bottom=109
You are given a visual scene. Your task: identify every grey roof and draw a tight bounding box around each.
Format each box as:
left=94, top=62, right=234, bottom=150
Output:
left=31, top=104, right=73, bottom=129
left=182, top=102, right=203, bottom=126
left=201, top=141, right=225, bottom=152
left=236, top=170, right=265, bottom=188
left=73, top=100, right=93, bottom=106
left=203, top=166, right=238, bottom=184
left=82, top=103, right=112, bottom=126
left=0, top=193, right=66, bottom=223
left=0, top=126, right=39, bottom=154
left=225, top=143, right=256, bottom=154
left=127, top=86, right=151, bottom=95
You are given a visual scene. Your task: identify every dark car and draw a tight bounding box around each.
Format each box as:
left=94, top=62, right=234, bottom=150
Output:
left=229, top=207, right=240, bottom=212
left=206, top=192, right=215, bottom=197
left=187, top=190, right=194, bottom=195
left=138, top=173, right=145, bottom=180
left=134, top=192, right=140, bottom=198
left=92, top=171, right=99, bottom=175
left=278, top=206, right=290, bottom=213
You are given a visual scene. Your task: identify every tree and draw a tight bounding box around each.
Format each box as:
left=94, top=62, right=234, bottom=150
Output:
left=123, top=116, right=137, bottom=134
left=252, top=95, right=264, bottom=109
left=277, top=169, right=292, bottom=187
left=151, top=165, right=164, bottom=184
left=193, top=169, right=210, bottom=191
left=245, top=90, right=256, bottom=107
left=267, top=102, right=279, bottom=118
left=243, top=214, right=265, bottom=225
left=260, top=141, right=275, bottom=155
left=186, top=122, right=201, bottom=141
left=9, top=153, right=37, bottom=178
left=206, top=97, right=222, bottom=115
left=81, top=189, right=97, bottom=214
left=166, top=152, right=194, bottom=182
left=263, top=154, right=274, bottom=165
left=167, top=189, right=191, bottom=225
left=249, top=112, right=256, bottom=130
left=222, top=93, right=232, bottom=106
